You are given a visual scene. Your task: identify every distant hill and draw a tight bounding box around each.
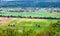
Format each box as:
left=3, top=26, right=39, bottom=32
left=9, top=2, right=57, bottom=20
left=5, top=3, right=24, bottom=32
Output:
left=0, top=1, right=60, bottom=8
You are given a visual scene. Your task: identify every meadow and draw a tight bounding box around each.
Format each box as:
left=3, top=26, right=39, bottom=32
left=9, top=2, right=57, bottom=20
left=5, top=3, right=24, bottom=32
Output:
left=0, top=17, right=60, bottom=36
left=0, top=18, right=58, bottom=31
left=0, top=11, right=60, bottom=18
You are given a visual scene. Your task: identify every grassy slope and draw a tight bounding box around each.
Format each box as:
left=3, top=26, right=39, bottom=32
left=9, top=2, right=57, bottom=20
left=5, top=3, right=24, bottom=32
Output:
left=0, top=18, right=58, bottom=31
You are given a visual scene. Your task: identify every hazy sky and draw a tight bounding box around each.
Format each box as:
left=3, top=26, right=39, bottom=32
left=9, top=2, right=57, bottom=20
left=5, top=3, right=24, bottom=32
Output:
left=0, top=0, right=60, bottom=2
left=1, top=0, right=33, bottom=1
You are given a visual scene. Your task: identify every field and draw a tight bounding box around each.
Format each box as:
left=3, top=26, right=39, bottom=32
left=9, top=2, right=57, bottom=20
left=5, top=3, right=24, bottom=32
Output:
left=0, top=17, right=60, bottom=36
left=0, top=17, right=59, bottom=32
left=0, top=11, right=60, bottom=18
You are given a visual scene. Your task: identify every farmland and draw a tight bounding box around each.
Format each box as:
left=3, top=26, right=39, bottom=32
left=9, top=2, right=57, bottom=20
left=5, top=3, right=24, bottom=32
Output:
left=0, top=11, right=60, bottom=18
left=0, top=1, right=60, bottom=36
left=0, top=8, right=60, bottom=36
left=0, top=17, right=60, bottom=36
left=0, top=17, right=59, bottom=31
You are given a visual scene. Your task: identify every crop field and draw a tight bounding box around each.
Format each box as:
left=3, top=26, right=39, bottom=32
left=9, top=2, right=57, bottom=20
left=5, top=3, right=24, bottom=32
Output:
left=0, top=17, right=59, bottom=32
left=0, top=11, right=60, bottom=18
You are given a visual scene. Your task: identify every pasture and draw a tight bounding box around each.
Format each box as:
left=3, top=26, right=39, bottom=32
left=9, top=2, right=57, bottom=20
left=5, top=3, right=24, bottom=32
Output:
left=0, top=17, right=58, bottom=32
left=0, top=11, right=60, bottom=18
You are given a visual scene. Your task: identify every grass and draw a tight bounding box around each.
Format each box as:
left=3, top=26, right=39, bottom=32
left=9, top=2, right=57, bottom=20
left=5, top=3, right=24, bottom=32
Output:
left=0, top=11, right=60, bottom=18
left=0, top=18, right=58, bottom=31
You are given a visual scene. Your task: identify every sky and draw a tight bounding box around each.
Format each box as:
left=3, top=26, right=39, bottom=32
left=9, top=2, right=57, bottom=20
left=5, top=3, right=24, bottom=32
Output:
left=0, top=0, right=60, bottom=2
left=1, top=0, right=34, bottom=1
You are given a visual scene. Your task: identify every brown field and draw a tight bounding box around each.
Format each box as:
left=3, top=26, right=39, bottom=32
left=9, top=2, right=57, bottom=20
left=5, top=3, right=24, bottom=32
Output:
left=0, top=17, right=16, bottom=25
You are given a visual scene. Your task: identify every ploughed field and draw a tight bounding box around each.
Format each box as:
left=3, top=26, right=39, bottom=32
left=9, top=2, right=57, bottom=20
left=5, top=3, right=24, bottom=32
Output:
left=0, top=17, right=58, bottom=31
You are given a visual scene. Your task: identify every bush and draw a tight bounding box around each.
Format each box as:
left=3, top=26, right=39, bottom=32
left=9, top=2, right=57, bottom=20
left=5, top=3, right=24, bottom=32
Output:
left=48, top=21, right=60, bottom=36
left=0, top=28, right=22, bottom=36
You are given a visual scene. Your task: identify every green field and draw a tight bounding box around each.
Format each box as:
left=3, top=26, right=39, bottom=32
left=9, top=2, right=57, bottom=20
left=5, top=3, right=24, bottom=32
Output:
left=0, top=11, right=60, bottom=18
left=0, top=10, right=60, bottom=36
left=0, top=18, right=58, bottom=31
left=0, top=18, right=60, bottom=36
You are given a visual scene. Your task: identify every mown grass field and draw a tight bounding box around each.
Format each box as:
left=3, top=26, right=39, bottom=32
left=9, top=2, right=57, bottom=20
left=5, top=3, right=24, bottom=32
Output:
left=0, top=17, right=59, bottom=32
